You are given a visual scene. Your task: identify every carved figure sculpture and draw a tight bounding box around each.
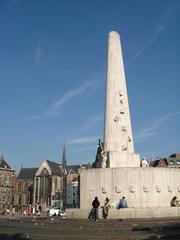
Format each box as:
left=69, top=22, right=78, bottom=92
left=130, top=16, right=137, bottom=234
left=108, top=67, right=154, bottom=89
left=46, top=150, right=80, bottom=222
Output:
left=93, top=139, right=108, bottom=168
left=141, top=158, right=149, bottom=167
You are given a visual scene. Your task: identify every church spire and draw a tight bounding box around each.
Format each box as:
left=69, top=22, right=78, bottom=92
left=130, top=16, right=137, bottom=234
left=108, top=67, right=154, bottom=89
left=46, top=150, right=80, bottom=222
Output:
left=62, top=142, right=67, bottom=168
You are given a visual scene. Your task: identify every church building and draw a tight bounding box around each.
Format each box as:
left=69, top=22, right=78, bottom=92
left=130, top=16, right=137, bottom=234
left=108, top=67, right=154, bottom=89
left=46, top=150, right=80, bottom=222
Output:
left=33, top=144, right=81, bottom=211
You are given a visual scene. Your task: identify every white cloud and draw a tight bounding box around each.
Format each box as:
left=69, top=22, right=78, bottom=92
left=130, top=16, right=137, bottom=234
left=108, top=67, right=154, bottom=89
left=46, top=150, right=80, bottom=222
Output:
left=79, top=113, right=103, bottom=133
left=48, top=82, right=91, bottom=114
left=21, top=114, right=42, bottom=121
left=33, top=45, right=55, bottom=66
left=34, top=46, right=45, bottom=64
left=135, top=111, right=180, bottom=143
left=127, top=4, right=179, bottom=65
left=22, top=76, right=102, bottom=121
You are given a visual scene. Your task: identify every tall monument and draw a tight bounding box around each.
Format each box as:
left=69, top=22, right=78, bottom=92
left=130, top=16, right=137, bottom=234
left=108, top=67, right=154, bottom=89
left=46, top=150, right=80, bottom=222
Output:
left=103, top=31, right=140, bottom=168
left=73, top=31, right=180, bottom=214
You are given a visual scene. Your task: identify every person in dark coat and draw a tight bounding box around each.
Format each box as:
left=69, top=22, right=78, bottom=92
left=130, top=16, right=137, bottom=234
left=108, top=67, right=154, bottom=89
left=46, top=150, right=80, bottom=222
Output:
left=90, top=196, right=100, bottom=221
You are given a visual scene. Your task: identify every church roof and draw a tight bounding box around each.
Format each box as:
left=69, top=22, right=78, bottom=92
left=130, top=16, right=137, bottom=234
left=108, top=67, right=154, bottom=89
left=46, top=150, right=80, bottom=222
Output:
left=169, top=153, right=180, bottom=159
left=37, top=160, right=89, bottom=177
left=152, top=158, right=168, bottom=167
left=18, top=167, right=38, bottom=179
left=0, top=155, right=12, bottom=170
left=46, top=160, right=61, bottom=175
left=66, top=164, right=80, bottom=173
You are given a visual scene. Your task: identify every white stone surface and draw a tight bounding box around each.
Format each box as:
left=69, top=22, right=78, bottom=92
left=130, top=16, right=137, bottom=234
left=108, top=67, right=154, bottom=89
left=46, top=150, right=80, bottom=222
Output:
left=66, top=207, right=180, bottom=219
left=108, top=152, right=140, bottom=168
left=104, top=31, right=140, bottom=167
left=80, top=167, right=180, bottom=209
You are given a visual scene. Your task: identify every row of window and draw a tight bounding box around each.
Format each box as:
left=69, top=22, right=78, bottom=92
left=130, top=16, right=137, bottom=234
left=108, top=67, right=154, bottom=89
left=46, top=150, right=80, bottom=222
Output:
left=169, top=160, right=180, bottom=165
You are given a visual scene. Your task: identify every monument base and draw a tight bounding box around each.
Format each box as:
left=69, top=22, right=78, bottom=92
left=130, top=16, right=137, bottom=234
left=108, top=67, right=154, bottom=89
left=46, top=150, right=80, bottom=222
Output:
left=108, top=151, right=140, bottom=167
left=66, top=207, right=180, bottom=219
left=80, top=167, right=180, bottom=209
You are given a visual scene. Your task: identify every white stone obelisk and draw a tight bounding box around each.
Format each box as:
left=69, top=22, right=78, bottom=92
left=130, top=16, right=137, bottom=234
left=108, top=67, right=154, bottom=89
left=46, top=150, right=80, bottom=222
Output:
left=104, top=31, right=140, bottom=167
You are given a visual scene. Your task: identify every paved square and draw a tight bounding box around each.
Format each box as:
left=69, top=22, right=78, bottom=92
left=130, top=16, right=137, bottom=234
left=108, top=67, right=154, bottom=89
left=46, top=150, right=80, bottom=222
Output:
left=0, top=216, right=180, bottom=239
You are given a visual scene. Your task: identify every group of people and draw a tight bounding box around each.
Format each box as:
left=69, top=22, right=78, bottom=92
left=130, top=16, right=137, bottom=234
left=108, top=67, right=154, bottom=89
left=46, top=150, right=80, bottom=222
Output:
left=88, top=196, right=128, bottom=221
left=0, top=205, right=42, bottom=217
left=89, top=195, right=179, bottom=221
left=0, top=207, right=16, bottom=216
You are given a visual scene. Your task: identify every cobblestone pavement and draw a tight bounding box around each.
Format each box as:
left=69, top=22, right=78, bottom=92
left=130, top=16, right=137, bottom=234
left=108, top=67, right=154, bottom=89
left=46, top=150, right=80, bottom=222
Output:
left=0, top=216, right=180, bottom=240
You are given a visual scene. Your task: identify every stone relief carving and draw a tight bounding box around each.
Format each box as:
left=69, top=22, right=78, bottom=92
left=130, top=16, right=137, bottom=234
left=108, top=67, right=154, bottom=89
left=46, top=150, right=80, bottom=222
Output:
left=119, top=91, right=123, bottom=97
left=121, top=126, right=126, bottom=132
left=120, top=99, right=123, bottom=104
left=120, top=109, right=125, bottom=114
left=89, top=188, right=95, bottom=192
left=115, top=186, right=121, bottom=193
left=129, top=186, right=135, bottom=193
left=100, top=185, right=180, bottom=194
left=143, top=185, right=149, bottom=193
left=156, top=186, right=161, bottom=192
left=168, top=185, right=172, bottom=192
left=122, top=145, right=127, bottom=151
left=102, top=186, right=108, bottom=194
left=141, top=159, right=149, bottom=167
left=114, top=116, right=119, bottom=122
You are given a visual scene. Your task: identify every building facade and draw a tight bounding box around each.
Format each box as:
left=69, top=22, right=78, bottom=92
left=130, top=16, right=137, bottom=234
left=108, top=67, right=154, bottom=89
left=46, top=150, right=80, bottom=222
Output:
left=13, top=167, right=38, bottom=211
left=167, top=154, right=180, bottom=168
left=33, top=159, right=80, bottom=211
left=151, top=158, right=168, bottom=167
left=66, top=180, right=78, bottom=208
left=0, top=155, right=15, bottom=209
left=150, top=154, right=180, bottom=168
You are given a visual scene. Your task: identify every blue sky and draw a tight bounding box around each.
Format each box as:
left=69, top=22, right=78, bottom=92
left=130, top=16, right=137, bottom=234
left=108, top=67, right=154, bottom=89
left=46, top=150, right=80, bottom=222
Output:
left=0, top=0, right=179, bottom=172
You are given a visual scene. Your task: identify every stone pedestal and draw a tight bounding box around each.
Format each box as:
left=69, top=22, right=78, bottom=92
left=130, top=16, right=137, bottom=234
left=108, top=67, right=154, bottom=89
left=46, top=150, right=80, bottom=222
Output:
left=80, top=167, right=180, bottom=209
left=108, top=152, right=140, bottom=168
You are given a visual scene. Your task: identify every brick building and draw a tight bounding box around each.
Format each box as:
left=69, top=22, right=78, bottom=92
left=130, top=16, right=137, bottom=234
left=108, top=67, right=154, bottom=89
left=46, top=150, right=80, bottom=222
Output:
left=167, top=153, right=180, bottom=168
left=0, top=155, right=15, bottom=209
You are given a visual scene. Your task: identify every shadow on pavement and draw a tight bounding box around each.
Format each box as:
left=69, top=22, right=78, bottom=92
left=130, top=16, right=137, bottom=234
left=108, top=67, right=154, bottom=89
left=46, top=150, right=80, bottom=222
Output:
left=133, top=222, right=180, bottom=240
left=0, top=233, right=26, bottom=240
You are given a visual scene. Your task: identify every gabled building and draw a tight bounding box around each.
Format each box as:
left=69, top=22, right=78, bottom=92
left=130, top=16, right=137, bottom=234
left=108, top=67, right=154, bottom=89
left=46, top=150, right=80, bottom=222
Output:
left=13, top=167, right=38, bottom=210
left=0, top=155, right=15, bottom=209
left=33, top=159, right=80, bottom=211
left=150, top=154, right=180, bottom=168
left=32, top=143, right=92, bottom=211
left=33, top=160, right=62, bottom=211
left=151, top=158, right=168, bottom=167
